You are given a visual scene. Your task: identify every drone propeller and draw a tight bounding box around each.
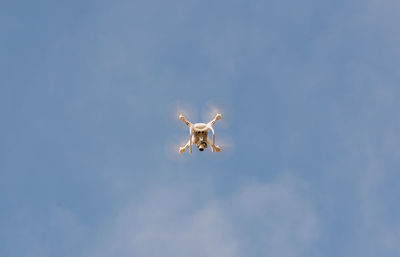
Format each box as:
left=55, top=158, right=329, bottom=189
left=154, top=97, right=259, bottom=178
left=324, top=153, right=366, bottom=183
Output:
left=164, top=137, right=189, bottom=161
left=215, top=133, right=235, bottom=155
left=172, top=100, right=198, bottom=124
left=201, top=101, right=230, bottom=129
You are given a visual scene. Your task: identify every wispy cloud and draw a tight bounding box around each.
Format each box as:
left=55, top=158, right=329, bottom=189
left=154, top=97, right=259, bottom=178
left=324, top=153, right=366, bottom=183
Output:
left=86, top=174, right=320, bottom=257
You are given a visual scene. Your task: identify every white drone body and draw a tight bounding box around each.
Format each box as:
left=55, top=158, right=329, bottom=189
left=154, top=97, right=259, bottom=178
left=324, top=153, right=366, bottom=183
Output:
left=179, top=113, right=222, bottom=154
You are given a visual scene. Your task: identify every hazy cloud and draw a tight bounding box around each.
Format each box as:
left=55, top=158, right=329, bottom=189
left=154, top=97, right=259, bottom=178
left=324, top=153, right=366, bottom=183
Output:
left=87, top=174, right=320, bottom=257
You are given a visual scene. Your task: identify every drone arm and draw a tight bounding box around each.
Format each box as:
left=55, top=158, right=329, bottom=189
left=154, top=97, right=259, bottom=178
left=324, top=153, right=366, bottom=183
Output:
left=179, top=140, right=191, bottom=154
left=207, top=113, right=222, bottom=126
left=179, top=114, right=192, bottom=128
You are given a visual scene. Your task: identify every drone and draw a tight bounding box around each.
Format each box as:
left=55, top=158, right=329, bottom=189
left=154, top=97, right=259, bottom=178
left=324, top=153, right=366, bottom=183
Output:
left=178, top=113, right=222, bottom=153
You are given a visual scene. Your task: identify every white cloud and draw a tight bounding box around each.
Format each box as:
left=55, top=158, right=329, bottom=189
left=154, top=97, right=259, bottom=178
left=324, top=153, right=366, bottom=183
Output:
left=231, top=174, right=320, bottom=257
left=86, top=186, right=240, bottom=257
left=86, top=174, right=320, bottom=257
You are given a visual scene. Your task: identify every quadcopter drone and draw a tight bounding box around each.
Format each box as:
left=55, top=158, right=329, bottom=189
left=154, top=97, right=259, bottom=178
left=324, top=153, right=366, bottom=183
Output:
left=178, top=113, right=222, bottom=153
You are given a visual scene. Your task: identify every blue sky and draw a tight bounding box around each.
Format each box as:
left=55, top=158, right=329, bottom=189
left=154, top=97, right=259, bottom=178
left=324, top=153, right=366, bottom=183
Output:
left=1, top=0, right=400, bottom=256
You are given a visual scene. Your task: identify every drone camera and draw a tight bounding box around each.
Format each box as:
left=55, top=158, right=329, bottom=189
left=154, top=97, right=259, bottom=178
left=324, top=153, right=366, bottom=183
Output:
left=198, top=141, right=207, bottom=152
